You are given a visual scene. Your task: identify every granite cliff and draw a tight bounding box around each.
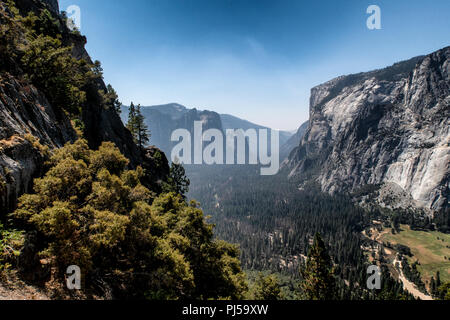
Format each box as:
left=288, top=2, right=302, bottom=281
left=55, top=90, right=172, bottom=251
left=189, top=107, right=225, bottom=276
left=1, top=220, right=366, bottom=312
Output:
left=288, top=48, right=449, bottom=212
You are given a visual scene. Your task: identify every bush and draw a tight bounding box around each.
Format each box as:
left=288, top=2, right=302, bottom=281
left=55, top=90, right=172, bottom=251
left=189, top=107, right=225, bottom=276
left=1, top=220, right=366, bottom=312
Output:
left=20, top=35, right=93, bottom=115
left=252, top=273, right=283, bottom=300
left=13, top=140, right=247, bottom=299
left=393, top=244, right=413, bottom=257
left=0, top=223, right=24, bottom=274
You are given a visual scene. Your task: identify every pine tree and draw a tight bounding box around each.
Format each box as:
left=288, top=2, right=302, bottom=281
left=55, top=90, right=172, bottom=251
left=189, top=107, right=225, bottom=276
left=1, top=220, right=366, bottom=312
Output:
left=127, top=103, right=150, bottom=150
left=126, top=102, right=138, bottom=141
left=169, top=158, right=190, bottom=197
left=438, top=282, right=450, bottom=300
left=431, top=276, right=436, bottom=296
left=105, top=84, right=121, bottom=114
left=135, top=104, right=150, bottom=150
left=300, top=233, right=336, bottom=300
left=12, top=139, right=247, bottom=299
left=253, top=273, right=283, bottom=300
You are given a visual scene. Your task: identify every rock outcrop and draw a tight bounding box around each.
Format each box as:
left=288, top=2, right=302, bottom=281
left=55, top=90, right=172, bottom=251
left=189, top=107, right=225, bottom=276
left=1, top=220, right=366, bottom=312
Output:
left=0, top=74, right=77, bottom=213
left=288, top=47, right=450, bottom=212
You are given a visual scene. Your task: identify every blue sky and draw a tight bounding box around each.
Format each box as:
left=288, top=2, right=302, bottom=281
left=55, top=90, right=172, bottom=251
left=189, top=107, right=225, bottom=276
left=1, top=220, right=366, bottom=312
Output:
left=59, top=0, right=450, bottom=130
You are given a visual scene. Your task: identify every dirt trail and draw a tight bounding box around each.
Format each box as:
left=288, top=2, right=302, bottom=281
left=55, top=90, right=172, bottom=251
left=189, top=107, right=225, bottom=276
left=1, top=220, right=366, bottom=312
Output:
left=393, top=258, right=433, bottom=301
left=366, top=226, right=434, bottom=300
left=0, top=276, right=50, bottom=300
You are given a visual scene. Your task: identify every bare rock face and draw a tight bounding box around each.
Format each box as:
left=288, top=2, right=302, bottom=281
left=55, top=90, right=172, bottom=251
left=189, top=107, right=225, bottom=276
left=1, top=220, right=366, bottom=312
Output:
left=288, top=47, right=450, bottom=212
left=0, top=74, right=77, bottom=213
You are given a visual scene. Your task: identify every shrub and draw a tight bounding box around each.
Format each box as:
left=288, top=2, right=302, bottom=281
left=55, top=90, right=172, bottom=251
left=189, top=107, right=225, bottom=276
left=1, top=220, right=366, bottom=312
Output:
left=20, top=35, right=91, bottom=115
left=13, top=140, right=247, bottom=299
left=24, top=134, right=50, bottom=158
left=252, top=273, right=283, bottom=300
left=0, top=223, right=24, bottom=274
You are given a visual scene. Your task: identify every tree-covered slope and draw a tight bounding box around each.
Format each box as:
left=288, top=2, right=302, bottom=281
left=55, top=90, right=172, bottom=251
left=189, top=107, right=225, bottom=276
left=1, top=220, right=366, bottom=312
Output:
left=0, top=0, right=247, bottom=300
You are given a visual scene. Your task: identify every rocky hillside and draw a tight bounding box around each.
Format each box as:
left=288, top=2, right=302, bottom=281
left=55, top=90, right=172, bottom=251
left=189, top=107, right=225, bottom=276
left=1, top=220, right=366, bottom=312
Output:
left=0, top=0, right=167, bottom=215
left=288, top=47, right=449, bottom=212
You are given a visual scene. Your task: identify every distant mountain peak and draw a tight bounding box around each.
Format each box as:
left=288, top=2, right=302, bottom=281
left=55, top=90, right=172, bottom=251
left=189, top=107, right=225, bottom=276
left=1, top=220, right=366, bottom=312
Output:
left=121, top=104, right=295, bottom=159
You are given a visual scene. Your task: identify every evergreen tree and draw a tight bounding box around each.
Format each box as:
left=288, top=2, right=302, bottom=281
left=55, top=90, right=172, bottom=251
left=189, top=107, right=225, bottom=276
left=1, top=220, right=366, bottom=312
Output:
left=93, top=60, right=103, bottom=78
left=135, top=104, right=150, bottom=149
left=300, top=233, right=336, bottom=300
left=127, top=103, right=150, bottom=150
left=126, top=102, right=138, bottom=141
left=12, top=139, right=247, bottom=299
left=253, top=273, right=283, bottom=300
left=169, top=158, right=190, bottom=197
left=438, top=282, right=450, bottom=300
left=102, top=84, right=121, bottom=114
left=436, top=271, right=441, bottom=288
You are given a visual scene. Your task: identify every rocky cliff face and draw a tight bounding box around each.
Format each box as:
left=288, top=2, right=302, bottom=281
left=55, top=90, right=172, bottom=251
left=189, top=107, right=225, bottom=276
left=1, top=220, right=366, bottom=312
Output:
left=288, top=47, right=449, bottom=212
left=43, top=0, right=58, bottom=14
left=0, top=74, right=77, bottom=212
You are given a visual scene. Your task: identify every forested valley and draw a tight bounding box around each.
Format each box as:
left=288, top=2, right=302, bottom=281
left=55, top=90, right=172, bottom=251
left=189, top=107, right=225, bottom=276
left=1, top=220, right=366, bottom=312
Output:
left=187, top=165, right=448, bottom=299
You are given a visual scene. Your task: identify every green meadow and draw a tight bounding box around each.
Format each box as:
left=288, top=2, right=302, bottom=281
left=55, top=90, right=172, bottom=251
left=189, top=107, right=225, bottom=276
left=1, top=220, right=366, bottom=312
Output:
left=382, top=225, right=450, bottom=283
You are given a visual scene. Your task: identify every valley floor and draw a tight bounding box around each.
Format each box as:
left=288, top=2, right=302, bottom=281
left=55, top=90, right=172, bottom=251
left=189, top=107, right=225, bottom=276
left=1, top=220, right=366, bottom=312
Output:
left=381, top=225, right=450, bottom=283
left=364, top=223, right=449, bottom=299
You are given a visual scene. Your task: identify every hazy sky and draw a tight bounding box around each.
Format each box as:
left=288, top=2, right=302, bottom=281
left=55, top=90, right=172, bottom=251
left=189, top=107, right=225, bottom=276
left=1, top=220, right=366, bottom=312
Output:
left=59, top=0, right=449, bottom=130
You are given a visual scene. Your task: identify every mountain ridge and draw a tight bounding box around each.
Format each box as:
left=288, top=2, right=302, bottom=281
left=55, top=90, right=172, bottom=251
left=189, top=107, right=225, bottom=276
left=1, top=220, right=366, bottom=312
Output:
left=120, top=104, right=294, bottom=159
